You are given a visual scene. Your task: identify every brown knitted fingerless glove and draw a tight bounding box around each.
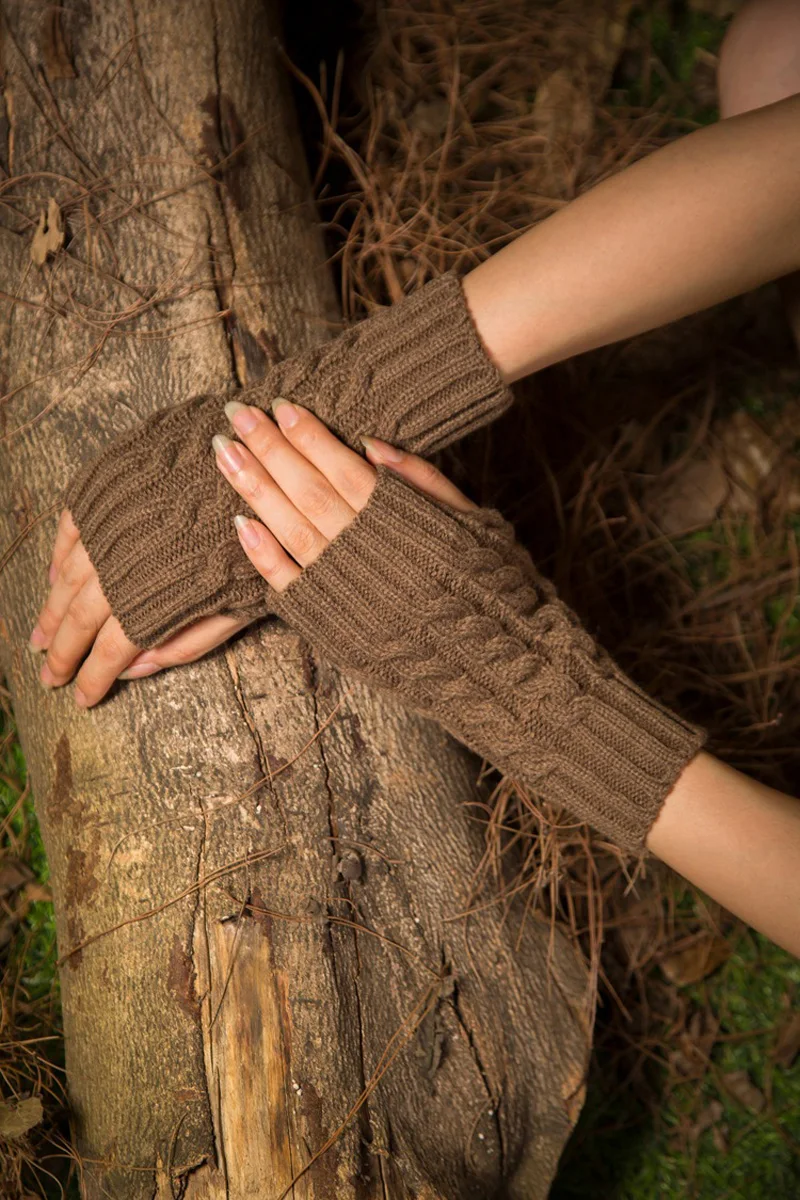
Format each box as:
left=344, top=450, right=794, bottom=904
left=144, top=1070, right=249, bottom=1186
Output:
left=269, top=468, right=706, bottom=854
left=251, top=271, right=512, bottom=455
left=65, top=272, right=512, bottom=648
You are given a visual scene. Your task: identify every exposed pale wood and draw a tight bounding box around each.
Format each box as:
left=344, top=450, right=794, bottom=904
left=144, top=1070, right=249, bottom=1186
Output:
left=0, top=2, right=590, bottom=1197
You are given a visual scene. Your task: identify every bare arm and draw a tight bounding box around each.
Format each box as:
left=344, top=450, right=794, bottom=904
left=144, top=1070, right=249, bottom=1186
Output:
left=647, top=752, right=800, bottom=957
left=460, top=93, right=800, bottom=954
left=462, top=93, right=800, bottom=380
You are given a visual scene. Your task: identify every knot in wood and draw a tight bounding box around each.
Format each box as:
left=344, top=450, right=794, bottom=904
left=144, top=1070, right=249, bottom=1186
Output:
left=337, top=850, right=363, bottom=881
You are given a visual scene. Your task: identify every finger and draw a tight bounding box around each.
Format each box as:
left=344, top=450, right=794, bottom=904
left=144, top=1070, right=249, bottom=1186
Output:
left=41, top=575, right=113, bottom=688
left=213, top=434, right=330, bottom=567
left=233, top=514, right=302, bottom=593
left=48, top=508, right=81, bottom=585
left=32, top=541, right=95, bottom=650
left=224, top=400, right=365, bottom=535
left=362, top=438, right=477, bottom=512
left=119, top=613, right=252, bottom=680
left=72, top=615, right=139, bottom=708
left=230, top=399, right=376, bottom=514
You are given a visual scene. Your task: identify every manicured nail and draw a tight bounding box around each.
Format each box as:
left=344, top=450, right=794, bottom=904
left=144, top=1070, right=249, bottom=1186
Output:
left=224, top=400, right=259, bottom=435
left=212, top=433, right=244, bottom=472
left=29, top=625, right=46, bottom=650
left=234, top=514, right=262, bottom=549
left=271, top=397, right=299, bottom=429
left=48, top=562, right=58, bottom=585
left=74, top=688, right=87, bottom=708
left=118, top=662, right=160, bottom=681
left=360, top=435, right=404, bottom=464
left=40, top=662, right=55, bottom=687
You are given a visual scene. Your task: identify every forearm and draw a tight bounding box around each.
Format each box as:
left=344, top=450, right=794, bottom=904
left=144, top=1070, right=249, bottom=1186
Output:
left=462, top=93, right=800, bottom=381
left=647, top=751, right=800, bottom=957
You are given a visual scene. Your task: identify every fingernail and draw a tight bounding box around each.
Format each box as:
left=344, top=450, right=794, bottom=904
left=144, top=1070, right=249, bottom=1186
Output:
left=40, top=663, right=55, bottom=687
left=360, top=435, right=404, bottom=464
left=271, top=397, right=299, bottom=429
left=48, top=562, right=57, bottom=585
left=29, top=625, right=46, bottom=650
left=234, top=513, right=262, bottom=549
left=224, top=400, right=259, bottom=435
left=118, top=662, right=160, bottom=681
left=212, top=433, right=244, bottom=472
left=74, top=688, right=87, bottom=708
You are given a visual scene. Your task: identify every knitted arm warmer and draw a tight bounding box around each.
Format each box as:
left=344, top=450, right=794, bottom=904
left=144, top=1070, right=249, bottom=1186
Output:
left=65, top=272, right=512, bottom=648
left=269, top=468, right=706, bottom=855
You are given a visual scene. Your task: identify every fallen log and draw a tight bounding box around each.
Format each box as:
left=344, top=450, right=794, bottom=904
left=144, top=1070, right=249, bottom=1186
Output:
left=0, top=2, right=589, bottom=1196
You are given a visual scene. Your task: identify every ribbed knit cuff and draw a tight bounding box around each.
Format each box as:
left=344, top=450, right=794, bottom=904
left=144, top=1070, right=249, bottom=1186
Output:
left=65, top=394, right=269, bottom=648
left=519, top=670, right=706, bottom=853
left=351, top=272, right=514, bottom=454
left=242, top=272, right=514, bottom=455
left=272, top=468, right=705, bottom=854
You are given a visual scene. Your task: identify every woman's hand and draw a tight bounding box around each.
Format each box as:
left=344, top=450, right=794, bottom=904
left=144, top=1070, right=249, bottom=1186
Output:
left=31, top=402, right=473, bottom=708
left=209, top=397, right=476, bottom=593
left=29, top=513, right=252, bottom=706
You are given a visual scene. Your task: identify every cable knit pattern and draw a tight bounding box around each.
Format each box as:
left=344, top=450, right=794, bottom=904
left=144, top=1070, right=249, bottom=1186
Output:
left=241, top=271, right=512, bottom=455
left=65, top=393, right=271, bottom=648
left=271, top=468, right=706, bottom=854
left=65, top=271, right=512, bottom=648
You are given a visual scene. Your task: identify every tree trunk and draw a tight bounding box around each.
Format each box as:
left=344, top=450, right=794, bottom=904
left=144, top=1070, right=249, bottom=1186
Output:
left=0, top=3, right=589, bottom=1197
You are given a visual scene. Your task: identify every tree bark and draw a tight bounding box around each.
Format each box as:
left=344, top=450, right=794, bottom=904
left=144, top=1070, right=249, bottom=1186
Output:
left=0, top=3, right=589, bottom=1197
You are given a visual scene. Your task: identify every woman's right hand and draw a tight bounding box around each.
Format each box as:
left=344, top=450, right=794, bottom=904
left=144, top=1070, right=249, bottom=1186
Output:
left=31, top=507, right=253, bottom=708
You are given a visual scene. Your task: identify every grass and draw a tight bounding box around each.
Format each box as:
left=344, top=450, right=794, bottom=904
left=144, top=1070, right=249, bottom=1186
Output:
left=553, top=916, right=800, bottom=1200
left=0, top=706, right=70, bottom=1197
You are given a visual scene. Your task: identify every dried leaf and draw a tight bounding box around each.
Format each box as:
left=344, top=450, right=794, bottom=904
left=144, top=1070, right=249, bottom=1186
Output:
left=690, top=1099, right=723, bottom=1140
left=651, top=458, right=728, bottom=535
left=0, top=857, right=33, bottom=898
left=712, top=1125, right=729, bottom=1155
left=0, top=1096, right=43, bottom=1139
left=31, top=198, right=64, bottom=267
left=773, top=1012, right=800, bottom=1071
left=722, top=1070, right=765, bottom=1113
left=23, top=882, right=52, bottom=904
left=661, top=934, right=731, bottom=987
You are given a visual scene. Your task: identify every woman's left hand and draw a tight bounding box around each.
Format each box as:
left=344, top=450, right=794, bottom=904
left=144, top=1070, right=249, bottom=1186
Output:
left=39, top=399, right=475, bottom=707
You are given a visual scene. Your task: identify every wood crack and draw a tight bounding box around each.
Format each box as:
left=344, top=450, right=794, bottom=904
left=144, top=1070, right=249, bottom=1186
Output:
left=306, top=648, right=374, bottom=1184
left=206, top=0, right=240, bottom=389
left=449, top=978, right=505, bottom=1175
left=222, top=644, right=286, bottom=833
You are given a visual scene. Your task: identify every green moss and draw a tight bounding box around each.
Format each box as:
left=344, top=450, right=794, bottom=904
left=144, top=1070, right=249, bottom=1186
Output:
left=554, top=924, right=800, bottom=1200
left=0, top=739, right=59, bottom=1008
left=614, top=5, right=731, bottom=125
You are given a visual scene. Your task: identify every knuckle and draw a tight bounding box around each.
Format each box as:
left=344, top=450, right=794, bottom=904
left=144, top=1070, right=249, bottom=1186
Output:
left=257, top=554, right=283, bottom=581
left=340, top=465, right=374, bottom=501
left=285, top=522, right=317, bottom=558
left=415, top=458, right=442, bottom=486
left=250, top=423, right=276, bottom=460
left=59, top=558, right=84, bottom=589
left=45, top=647, right=72, bottom=677
left=67, top=596, right=99, bottom=636
left=93, top=631, right=126, bottom=663
left=242, top=472, right=265, bottom=502
left=37, top=607, right=58, bottom=636
left=292, top=420, right=318, bottom=449
left=301, top=481, right=336, bottom=520
left=170, top=642, right=197, bottom=666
